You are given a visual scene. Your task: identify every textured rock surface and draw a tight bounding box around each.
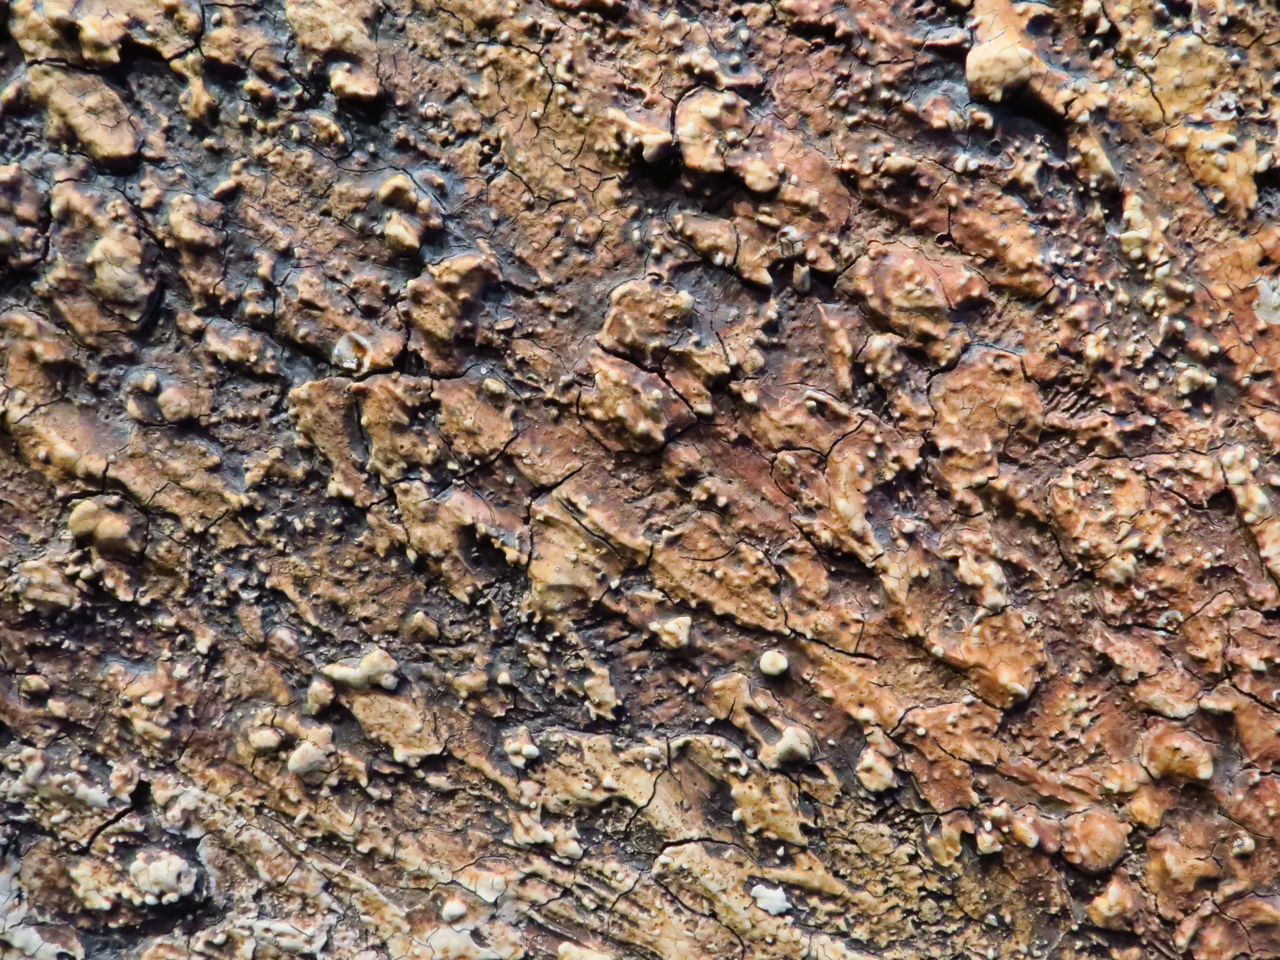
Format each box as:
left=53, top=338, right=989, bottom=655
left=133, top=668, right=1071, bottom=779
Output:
left=3, top=0, right=1280, bottom=958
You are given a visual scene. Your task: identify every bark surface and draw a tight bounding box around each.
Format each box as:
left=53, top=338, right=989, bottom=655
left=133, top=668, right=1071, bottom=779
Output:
left=2, top=1, right=1280, bottom=959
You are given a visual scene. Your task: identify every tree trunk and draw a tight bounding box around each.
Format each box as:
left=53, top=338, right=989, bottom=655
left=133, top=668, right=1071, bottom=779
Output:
left=0, top=2, right=1275, bottom=959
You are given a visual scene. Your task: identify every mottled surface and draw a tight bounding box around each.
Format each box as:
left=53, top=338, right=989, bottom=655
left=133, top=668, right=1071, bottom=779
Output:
left=3, top=0, right=1280, bottom=959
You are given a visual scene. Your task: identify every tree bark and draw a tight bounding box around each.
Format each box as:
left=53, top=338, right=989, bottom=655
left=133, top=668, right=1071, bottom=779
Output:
left=1, top=1, right=1277, bottom=959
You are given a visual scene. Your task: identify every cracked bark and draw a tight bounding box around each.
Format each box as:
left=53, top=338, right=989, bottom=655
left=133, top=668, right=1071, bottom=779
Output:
left=2, top=0, right=1280, bottom=959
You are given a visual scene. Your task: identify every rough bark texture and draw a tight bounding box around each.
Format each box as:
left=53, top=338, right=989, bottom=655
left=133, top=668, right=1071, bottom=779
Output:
left=2, top=0, right=1280, bottom=959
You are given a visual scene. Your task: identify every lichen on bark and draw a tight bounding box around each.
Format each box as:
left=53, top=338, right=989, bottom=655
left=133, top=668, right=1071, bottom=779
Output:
left=3, top=0, right=1280, bottom=959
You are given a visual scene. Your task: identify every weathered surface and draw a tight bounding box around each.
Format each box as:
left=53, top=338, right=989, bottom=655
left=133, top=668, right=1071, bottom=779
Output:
left=2, top=1, right=1280, bottom=959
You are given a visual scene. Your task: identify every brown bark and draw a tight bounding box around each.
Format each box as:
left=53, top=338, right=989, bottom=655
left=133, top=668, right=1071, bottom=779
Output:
left=2, top=1, right=1280, bottom=959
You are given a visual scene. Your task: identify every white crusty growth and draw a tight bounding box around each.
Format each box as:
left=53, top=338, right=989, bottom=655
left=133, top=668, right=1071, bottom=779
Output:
left=322, top=647, right=401, bottom=689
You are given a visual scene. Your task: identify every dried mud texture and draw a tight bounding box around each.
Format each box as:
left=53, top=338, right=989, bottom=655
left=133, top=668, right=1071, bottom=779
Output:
left=7, top=1, right=1280, bottom=959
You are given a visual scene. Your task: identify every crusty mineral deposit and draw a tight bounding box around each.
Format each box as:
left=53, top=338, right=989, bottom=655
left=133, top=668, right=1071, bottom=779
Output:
left=2, top=0, right=1280, bottom=958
